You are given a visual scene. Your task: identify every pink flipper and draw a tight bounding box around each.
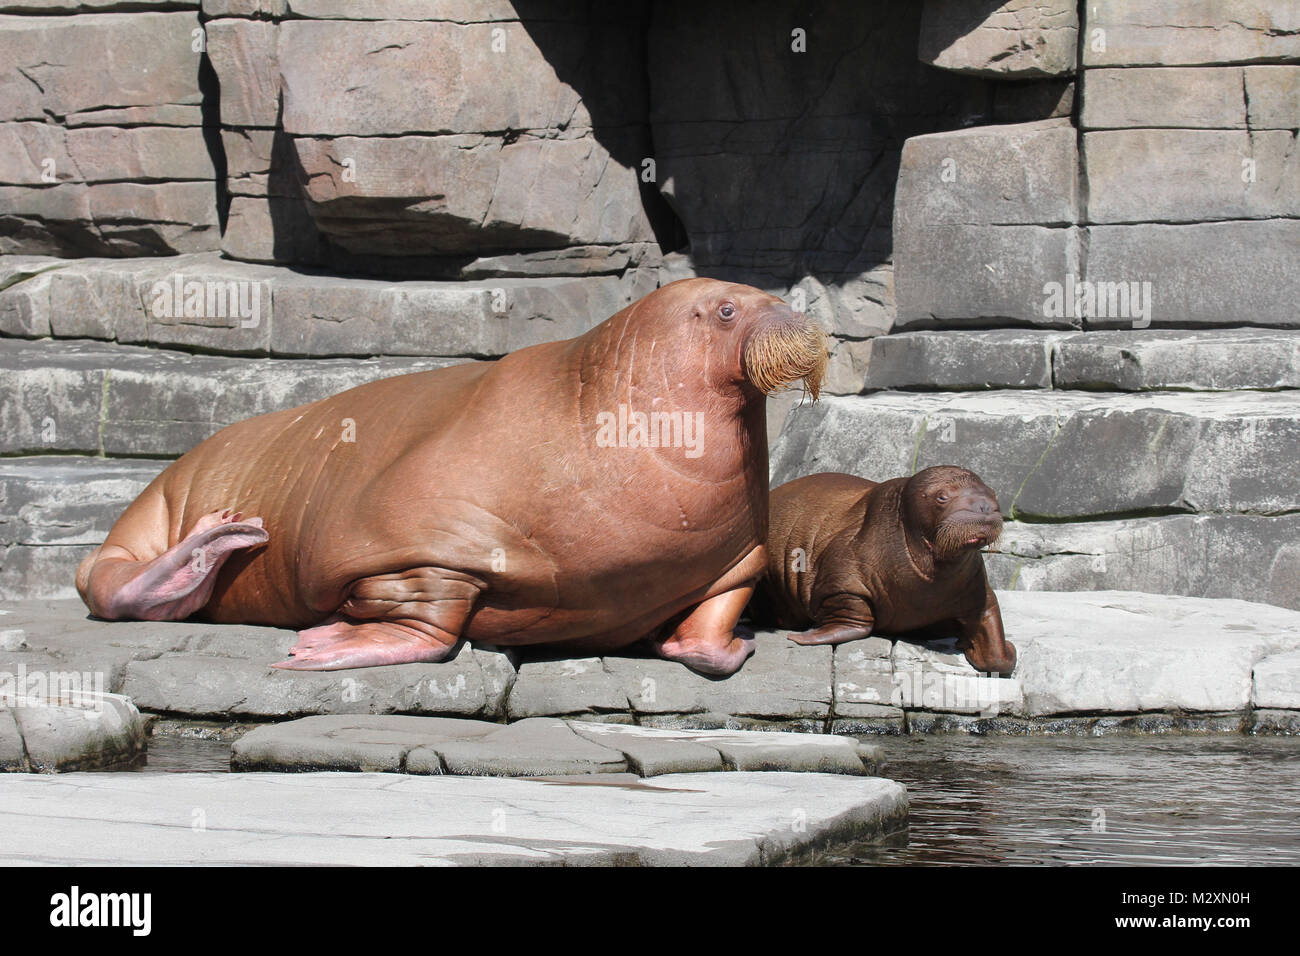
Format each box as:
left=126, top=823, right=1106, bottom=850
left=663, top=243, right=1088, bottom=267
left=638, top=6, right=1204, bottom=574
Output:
left=273, top=619, right=459, bottom=670
left=649, top=584, right=758, bottom=677
left=93, top=511, right=268, bottom=621
left=651, top=628, right=756, bottom=677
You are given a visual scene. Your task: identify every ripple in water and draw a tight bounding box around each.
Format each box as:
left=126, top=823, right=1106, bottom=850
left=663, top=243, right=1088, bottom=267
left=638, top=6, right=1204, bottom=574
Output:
left=821, top=735, right=1300, bottom=866
left=122, top=735, right=233, bottom=774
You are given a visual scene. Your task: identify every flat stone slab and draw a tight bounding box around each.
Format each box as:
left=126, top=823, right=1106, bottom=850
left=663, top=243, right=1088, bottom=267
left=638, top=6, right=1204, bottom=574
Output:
left=1004, top=591, right=1300, bottom=716
left=1053, top=329, right=1300, bottom=391
left=0, top=770, right=908, bottom=865
left=864, top=330, right=1063, bottom=391
left=0, top=337, right=466, bottom=457
left=3, top=591, right=1298, bottom=731
left=121, top=643, right=516, bottom=722
left=231, top=715, right=873, bottom=777
left=0, top=251, right=653, bottom=355
left=512, top=631, right=835, bottom=723
left=1253, top=650, right=1300, bottom=711
left=0, top=691, right=144, bottom=772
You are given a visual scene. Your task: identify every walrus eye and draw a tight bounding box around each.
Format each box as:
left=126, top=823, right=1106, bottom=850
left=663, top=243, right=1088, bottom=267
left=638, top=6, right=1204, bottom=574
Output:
left=718, top=303, right=736, bottom=321
left=936, top=494, right=949, bottom=504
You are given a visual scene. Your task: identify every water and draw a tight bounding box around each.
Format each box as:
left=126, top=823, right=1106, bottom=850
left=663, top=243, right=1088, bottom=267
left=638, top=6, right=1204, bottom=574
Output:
left=122, top=735, right=233, bottom=773
left=132, top=733, right=1300, bottom=866
left=825, top=735, right=1300, bottom=866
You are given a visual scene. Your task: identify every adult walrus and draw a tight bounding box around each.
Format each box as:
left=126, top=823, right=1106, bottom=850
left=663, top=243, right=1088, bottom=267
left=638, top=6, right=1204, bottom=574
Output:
left=76, top=278, right=827, bottom=675
left=750, top=466, right=1016, bottom=675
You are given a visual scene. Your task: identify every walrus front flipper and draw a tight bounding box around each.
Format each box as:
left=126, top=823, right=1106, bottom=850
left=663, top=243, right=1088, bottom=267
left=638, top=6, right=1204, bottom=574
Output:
left=955, top=586, right=1016, bottom=676
left=787, top=622, right=873, bottom=646
left=787, top=591, right=874, bottom=646
left=275, top=567, right=480, bottom=670
left=651, top=584, right=757, bottom=677
left=274, top=619, right=461, bottom=670
left=78, top=510, right=268, bottom=622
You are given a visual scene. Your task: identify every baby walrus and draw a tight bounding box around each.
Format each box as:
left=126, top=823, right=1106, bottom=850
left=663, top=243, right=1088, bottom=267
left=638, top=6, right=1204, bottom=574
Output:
left=751, top=466, right=1015, bottom=675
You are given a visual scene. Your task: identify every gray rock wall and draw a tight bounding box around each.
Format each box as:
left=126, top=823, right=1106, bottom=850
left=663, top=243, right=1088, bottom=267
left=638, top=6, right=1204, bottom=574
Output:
left=897, top=0, right=1300, bottom=330
left=1, top=1, right=1298, bottom=614
left=0, top=7, right=219, bottom=255
left=832, top=0, right=1298, bottom=611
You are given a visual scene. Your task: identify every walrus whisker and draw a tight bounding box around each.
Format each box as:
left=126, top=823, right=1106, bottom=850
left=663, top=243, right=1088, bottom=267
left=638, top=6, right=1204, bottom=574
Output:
left=744, top=322, right=828, bottom=400
left=932, top=518, right=1003, bottom=560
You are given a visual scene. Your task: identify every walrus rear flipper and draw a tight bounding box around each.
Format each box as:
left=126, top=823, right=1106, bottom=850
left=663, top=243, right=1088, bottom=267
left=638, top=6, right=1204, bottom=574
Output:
left=77, top=509, right=269, bottom=622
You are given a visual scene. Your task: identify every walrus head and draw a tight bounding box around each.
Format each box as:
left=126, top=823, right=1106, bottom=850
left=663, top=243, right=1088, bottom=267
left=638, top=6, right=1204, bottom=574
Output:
left=902, top=466, right=1003, bottom=563
left=665, top=278, right=827, bottom=400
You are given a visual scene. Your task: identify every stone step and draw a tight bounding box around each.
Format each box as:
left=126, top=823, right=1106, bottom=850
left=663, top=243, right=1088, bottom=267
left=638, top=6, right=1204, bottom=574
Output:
left=0, top=456, right=167, bottom=600
left=0, top=337, right=468, bottom=457
left=863, top=328, right=1300, bottom=392
left=2, top=591, right=1297, bottom=734
left=0, top=251, right=655, bottom=356
left=772, top=390, right=1300, bottom=519
left=229, top=715, right=878, bottom=778
left=990, top=514, right=1300, bottom=612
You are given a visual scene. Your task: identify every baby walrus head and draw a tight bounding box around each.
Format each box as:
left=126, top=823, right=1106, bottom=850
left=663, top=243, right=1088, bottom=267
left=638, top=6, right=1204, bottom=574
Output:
left=901, top=466, right=1003, bottom=563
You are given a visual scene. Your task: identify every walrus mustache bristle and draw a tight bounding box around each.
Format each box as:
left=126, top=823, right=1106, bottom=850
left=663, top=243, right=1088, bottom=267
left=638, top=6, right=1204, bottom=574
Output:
left=745, top=323, right=829, bottom=401
left=933, top=517, right=1003, bottom=558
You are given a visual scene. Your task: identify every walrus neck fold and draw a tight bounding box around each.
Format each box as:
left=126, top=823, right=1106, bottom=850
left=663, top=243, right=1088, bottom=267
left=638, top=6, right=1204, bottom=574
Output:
left=893, top=486, right=937, bottom=583
left=570, top=306, right=768, bottom=487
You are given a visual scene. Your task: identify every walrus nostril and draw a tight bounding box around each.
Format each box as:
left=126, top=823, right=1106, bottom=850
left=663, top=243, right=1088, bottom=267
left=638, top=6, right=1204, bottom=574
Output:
left=954, top=494, right=997, bottom=515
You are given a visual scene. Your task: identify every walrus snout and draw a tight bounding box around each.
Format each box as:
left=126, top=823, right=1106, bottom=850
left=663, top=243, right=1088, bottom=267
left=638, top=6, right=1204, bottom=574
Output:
left=949, top=488, right=1001, bottom=530
left=741, top=305, right=828, bottom=400
left=931, top=484, right=1003, bottom=556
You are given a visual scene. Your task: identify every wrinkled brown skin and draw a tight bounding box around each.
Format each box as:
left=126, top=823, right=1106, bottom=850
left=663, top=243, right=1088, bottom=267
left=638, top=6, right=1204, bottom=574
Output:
left=77, top=278, right=825, bottom=676
left=751, top=467, right=1016, bottom=676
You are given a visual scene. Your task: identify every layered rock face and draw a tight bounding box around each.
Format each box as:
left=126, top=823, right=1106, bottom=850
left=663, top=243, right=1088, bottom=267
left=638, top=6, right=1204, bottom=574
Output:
left=813, top=0, right=1300, bottom=611
left=897, top=0, right=1298, bottom=329
left=0, top=0, right=1297, bottom=621
left=213, top=3, right=664, bottom=274
left=0, top=6, right=220, bottom=255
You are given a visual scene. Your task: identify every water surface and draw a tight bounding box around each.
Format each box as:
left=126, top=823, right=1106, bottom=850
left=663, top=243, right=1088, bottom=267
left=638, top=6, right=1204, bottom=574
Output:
left=827, top=735, right=1300, bottom=866
left=134, top=733, right=1300, bottom=866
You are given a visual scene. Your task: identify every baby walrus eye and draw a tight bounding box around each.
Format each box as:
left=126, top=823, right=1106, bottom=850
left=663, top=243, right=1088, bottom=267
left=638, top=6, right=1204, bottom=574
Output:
left=719, top=303, right=736, bottom=320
